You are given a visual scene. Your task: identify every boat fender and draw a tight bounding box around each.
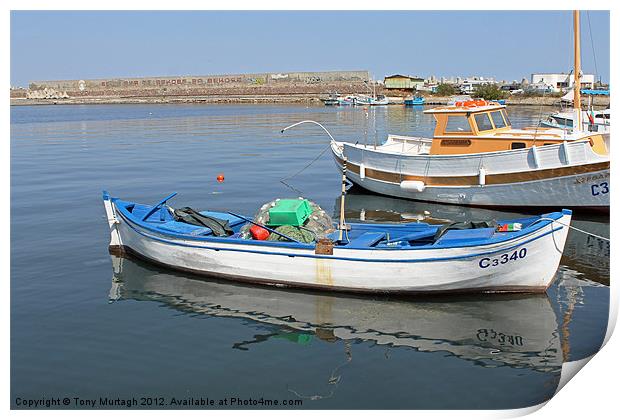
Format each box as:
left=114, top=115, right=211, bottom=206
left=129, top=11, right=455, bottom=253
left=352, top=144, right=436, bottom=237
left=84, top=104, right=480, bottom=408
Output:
left=400, top=180, right=426, bottom=192
left=561, top=141, right=571, bottom=165
left=478, top=167, right=486, bottom=185
left=530, top=145, right=540, bottom=168
left=359, top=163, right=366, bottom=179
left=250, top=225, right=270, bottom=240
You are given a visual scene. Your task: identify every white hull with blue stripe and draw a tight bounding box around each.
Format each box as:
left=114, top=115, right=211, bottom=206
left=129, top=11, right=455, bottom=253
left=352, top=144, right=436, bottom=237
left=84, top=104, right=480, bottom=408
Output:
left=103, top=192, right=571, bottom=294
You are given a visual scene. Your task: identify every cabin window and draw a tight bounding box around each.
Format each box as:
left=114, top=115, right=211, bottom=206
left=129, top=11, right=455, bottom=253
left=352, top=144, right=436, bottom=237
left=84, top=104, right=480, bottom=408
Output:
left=444, top=115, right=471, bottom=133
left=474, top=113, right=494, bottom=132
left=511, top=142, right=526, bottom=150
left=490, top=111, right=506, bottom=128
left=501, top=109, right=511, bottom=126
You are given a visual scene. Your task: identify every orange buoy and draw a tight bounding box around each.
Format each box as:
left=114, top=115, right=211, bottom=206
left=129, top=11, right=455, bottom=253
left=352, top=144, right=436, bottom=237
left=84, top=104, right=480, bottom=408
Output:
left=455, top=101, right=464, bottom=107
left=216, top=174, right=225, bottom=183
left=474, top=99, right=487, bottom=106
left=463, top=100, right=477, bottom=107
left=250, top=225, right=270, bottom=240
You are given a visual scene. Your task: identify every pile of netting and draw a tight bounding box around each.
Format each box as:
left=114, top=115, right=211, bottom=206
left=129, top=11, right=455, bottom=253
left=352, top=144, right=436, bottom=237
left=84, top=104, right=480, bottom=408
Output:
left=239, top=198, right=335, bottom=243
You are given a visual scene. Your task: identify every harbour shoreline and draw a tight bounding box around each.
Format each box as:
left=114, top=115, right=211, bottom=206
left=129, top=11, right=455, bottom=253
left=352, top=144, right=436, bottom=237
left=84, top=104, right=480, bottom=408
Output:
left=10, top=94, right=610, bottom=107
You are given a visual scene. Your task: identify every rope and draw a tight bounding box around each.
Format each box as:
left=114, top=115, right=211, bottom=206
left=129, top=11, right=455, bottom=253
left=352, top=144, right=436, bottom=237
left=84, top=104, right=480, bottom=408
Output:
left=279, top=143, right=331, bottom=194
left=279, top=120, right=340, bottom=195
left=586, top=11, right=599, bottom=81
left=539, top=217, right=609, bottom=242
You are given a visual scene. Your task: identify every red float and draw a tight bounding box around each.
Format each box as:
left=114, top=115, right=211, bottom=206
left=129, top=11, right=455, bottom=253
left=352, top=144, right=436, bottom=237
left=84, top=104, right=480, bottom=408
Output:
left=250, top=225, right=270, bottom=240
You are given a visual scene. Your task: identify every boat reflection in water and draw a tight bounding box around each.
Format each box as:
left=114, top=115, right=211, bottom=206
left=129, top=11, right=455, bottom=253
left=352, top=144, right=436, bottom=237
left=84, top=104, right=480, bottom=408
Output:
left=109, top=255, right=564, bottom=375
left=340, top=189, right=610, bottom=285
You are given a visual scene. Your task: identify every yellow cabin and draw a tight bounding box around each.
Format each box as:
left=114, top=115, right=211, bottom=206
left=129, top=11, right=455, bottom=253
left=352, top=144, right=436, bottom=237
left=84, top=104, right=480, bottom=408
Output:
left=424, top=101, right=608, bottom=156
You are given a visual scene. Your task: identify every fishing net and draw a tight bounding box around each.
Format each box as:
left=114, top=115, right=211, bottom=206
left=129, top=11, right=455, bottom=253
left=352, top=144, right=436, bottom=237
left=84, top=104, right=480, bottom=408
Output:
left=239, top=198, right=335, bottom=243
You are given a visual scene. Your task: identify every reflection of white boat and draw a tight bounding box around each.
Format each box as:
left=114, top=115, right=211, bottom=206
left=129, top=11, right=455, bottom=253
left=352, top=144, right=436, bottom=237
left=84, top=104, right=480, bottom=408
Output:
left=343, top=190, right=610, bottom=284
left=109, top=255, right=563, bottom=372
left=560, top=217, right=610, bottom=283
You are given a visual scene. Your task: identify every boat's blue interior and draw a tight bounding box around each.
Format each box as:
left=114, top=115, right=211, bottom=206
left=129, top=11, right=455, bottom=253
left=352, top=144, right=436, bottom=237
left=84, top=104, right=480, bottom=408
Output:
left=110, top=195, right=568, bottom=250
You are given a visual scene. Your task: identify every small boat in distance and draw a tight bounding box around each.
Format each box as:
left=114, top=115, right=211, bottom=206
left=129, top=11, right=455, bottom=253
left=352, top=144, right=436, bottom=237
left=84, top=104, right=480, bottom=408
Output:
left=404, top=96, right=425, bottom=106
left=541, top=108, right=610, bottom=133
left=103, top=191, right=572, bottom=294
left=355, top=94, right=389, bottom=106
left=447, top=95, right=473, bottom=105
left=337, top=95, right=358, bottom=106
left=321, top=92, right=340, bottom=106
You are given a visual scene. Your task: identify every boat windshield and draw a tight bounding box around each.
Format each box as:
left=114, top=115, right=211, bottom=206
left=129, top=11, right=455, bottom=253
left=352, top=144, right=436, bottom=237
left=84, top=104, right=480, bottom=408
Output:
left=490, top=110, right=507, bottom=128
left=474, top=113, right=494, bottom=132
left=501, top=109, right=511, bottom=126
left=445, top=115, right=471, bottom=133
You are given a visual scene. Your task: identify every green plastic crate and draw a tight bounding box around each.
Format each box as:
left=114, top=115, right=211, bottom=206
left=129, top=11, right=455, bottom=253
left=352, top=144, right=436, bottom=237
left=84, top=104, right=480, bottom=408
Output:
left=268, top=199, right=312, bottom=227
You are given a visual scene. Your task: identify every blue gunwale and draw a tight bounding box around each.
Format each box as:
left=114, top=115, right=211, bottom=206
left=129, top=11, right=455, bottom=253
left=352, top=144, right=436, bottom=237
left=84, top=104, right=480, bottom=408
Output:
left=106, top=193, right=570, bottom=260
left=115, top=209, right=565, bottom=263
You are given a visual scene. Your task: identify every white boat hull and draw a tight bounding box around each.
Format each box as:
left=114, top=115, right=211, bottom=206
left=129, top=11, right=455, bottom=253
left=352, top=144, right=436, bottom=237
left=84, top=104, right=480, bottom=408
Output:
left=332, top=139, right=609, bottom=208
left=344, top=166, right=609, bottom=208
left=105, top=198, right=571, bottom=294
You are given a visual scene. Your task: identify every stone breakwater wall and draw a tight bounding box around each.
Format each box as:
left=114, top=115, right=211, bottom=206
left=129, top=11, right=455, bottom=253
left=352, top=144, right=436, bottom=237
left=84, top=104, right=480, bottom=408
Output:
left=23, top=70, right=370, bottom=98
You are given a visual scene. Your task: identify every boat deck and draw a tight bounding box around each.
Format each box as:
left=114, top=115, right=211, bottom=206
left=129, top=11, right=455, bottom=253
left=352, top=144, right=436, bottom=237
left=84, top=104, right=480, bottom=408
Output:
left=113, top=198, right=563, bottom=251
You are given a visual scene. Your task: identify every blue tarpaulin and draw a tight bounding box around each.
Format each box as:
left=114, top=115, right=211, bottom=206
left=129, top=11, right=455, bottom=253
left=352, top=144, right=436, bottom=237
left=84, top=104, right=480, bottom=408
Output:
left=581, top=89, right=610, bottom=95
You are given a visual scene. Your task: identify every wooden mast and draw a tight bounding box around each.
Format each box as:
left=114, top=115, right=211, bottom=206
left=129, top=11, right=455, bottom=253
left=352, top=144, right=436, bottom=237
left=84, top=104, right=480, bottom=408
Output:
left=338, top=157, right=348, bottom=242
left=573, top=10, right=582, bottom=130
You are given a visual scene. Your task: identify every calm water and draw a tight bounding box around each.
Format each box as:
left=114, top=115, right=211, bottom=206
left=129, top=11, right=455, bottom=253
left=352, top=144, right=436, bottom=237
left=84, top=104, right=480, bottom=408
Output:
left=11, top=104, right=609, bottom=409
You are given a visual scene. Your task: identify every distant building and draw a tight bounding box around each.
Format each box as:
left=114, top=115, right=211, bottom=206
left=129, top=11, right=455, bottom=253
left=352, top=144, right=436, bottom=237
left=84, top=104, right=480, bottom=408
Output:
left=530, top=73, right=595, bottom=92
left=459, top=78, right=497, bottom=94
left=500, top=83, right=521, bottom=92
left=28, top=70, right=371, bottom=97
left=384, top=74, right=425, bottom=90
left=528, top=82, right=554, bottom=94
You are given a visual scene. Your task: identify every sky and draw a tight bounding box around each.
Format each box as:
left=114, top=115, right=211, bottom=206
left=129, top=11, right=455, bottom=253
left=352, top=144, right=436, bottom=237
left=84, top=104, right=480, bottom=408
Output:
left=10, top=10, right=610, bottom=87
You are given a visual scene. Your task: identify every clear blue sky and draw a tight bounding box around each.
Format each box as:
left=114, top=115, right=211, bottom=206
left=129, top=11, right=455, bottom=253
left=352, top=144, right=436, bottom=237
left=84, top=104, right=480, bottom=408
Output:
left=10, top=10, right=610, bottom=87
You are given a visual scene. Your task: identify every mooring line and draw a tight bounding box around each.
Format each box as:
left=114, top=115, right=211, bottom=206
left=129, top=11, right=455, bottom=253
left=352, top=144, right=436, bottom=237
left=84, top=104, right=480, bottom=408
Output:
left=540, top=217, right=610, bottom=242
left=279, top=143, right=331, bottom=194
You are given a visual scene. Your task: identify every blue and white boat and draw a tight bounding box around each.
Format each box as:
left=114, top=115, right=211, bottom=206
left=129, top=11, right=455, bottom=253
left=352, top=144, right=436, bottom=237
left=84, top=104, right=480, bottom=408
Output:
left=337, top=95, right=358, bottom=106
left=404, top=96, right=425, bottom=106
left=355, top=94, right=389, bottom=106
left=103, top=191, right=571, bottom=294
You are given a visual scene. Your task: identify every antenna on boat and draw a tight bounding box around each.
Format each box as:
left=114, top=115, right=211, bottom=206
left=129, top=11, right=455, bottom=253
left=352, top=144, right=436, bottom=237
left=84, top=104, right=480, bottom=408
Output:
left=573, top=10, right=583, bottom=131
left=281, top=120, right=338, bottom=143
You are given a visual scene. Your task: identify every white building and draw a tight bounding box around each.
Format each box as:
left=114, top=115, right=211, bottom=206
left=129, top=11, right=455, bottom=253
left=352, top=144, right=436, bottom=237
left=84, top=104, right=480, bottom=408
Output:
left=530, top=73, right=595, bottom=92
left=460, top=77, right=497, bottom=94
